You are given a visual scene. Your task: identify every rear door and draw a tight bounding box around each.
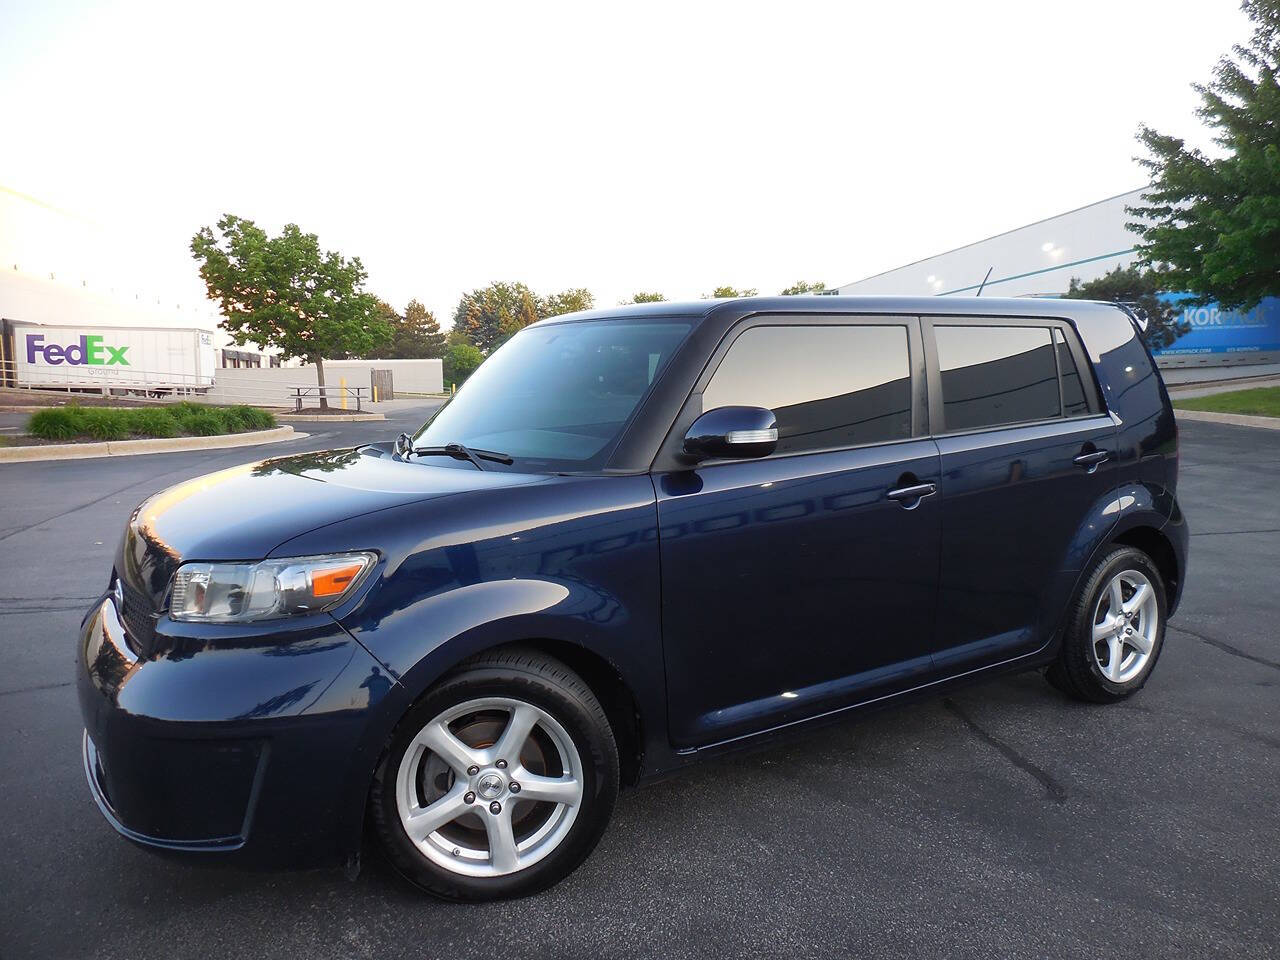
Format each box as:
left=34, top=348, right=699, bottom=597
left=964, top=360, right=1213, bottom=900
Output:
left=923, top=317, right=1117, bottom=671
left=654, top=315, right=942, bottom=748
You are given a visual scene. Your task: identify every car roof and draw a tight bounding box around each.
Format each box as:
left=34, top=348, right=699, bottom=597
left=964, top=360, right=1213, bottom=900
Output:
left=532, top=295, right=1129, bottom=326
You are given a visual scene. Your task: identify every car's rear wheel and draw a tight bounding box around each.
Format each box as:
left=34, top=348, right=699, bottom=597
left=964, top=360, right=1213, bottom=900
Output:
left=1046, top=545, right=1167, bottom=702
left=370, top=649, right=618, bottom=901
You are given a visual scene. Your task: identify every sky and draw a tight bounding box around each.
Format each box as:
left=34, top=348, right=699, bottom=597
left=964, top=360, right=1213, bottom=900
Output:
left=0, top=0, right=1252, bottom=326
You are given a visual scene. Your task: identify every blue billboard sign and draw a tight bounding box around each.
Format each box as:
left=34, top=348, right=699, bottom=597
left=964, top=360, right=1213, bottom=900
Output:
left=1153, top=294, right=1280, bottom=358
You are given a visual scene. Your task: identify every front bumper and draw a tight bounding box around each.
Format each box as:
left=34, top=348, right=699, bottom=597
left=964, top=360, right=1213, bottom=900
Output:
left=76, top=595, right=404, bottom=867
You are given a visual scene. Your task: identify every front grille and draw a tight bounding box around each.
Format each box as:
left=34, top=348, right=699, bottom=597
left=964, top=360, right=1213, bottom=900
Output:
left=119, top=579, right=157, bottom=650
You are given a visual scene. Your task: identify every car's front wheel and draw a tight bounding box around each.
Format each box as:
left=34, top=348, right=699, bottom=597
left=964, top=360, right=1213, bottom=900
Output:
left=370, top=648, right=619, bottom=901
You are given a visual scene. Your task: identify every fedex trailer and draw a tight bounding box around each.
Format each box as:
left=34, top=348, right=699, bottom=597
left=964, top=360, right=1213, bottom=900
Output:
left=1, top=321, right=217, bottom=392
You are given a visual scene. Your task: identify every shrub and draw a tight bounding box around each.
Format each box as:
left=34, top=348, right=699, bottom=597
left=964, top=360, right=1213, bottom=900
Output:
left=28, top=407, right=84, bottom=440
left=25, top=401, right=275, bottom=441
left=443, top=342, right=485, bottom=387
left=128, top=408, right=179, bottom=438
left=178, top=409, right=227, bottom=436
left=79, top=409, right=131, bottom=441
left=234, top=405, right=277, bottom=430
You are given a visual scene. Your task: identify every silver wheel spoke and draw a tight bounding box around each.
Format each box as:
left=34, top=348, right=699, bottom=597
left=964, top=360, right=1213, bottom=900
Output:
left=1106, top=635, right=1125, bottom=681
left=1093, top=616, right=1117, bottom=642
left=492, top=703, right=539, bottom=765
left=1108, top=577, right=1125, bottom=616
left=514, top=768, right=583, bottom=806
left=484, top=806, right=520, bottom=873
left=404, top=783, right=470, bottom=843
left=420, top=721, right=480, bottom=776
left=1128, top=627, right=1154, bottom=655
left=1123, top=582, right=1152, bottom=616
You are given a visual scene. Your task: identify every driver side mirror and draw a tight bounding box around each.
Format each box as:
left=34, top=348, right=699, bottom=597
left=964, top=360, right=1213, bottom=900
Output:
left=682, top=406, right=778, bottom=462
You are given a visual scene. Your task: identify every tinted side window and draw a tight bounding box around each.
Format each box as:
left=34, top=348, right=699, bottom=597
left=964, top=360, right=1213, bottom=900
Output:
left=1054, top=328, right=1091, bottom=416
left=702, top=325, right=911, bottom=454
left=935, top=325, right=1059, bottom=431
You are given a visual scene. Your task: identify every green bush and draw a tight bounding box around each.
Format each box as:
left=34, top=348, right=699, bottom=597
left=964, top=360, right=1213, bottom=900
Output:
left=179, top=409, right=227, bottom=436
left=79, top=409, right=130, bottom=441
left=28, top=407, right=84, bottom=440
left=234, top=405, right=277, bottom=430
left=26, top=401, right=276, bottom=441
left=443, top=342, right=485, bottom=387
left=128, top=408, right=179, bottom=438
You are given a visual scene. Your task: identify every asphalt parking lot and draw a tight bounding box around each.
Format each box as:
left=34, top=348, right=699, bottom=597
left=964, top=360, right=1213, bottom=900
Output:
left=1, top=413, right=1276, bottom=960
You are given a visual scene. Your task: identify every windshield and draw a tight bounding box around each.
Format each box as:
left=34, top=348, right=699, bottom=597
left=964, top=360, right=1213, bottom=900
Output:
left=413, top=318, right=692, bottom=471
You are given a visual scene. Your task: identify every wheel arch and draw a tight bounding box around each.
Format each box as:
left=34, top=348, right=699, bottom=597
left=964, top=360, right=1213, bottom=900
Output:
left=378, top=633, right=647, bottom=791
left=1109, top=525, right=1182, bottom=614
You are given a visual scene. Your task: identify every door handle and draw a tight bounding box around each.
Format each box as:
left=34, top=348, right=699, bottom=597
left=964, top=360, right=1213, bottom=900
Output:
left=886, top=482, right=937, bottom=507
left=1073, top=450, right=1110, bottom=468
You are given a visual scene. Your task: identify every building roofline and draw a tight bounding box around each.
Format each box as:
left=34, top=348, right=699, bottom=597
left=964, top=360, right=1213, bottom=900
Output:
left=836, top=186, right=1149, bottom=289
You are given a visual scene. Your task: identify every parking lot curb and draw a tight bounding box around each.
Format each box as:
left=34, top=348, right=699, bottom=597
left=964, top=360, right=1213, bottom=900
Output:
left=277, top=413, right=386, bottom=422
left=1174, top=409, right=1280, bottom=430
left=0, top=426, right=302, bottom=463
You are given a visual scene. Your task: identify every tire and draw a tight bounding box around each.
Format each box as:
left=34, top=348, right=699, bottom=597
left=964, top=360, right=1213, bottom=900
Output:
left=370, top=647, right=619, bottom=901
left=1046, top=546, right=1168, bottom=703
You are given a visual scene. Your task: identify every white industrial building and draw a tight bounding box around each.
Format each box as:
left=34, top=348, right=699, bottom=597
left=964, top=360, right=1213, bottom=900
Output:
left=835, top=188, right=1145, bottom=300
left=833, top=187, right=1280, bottom=374
left=1, top=186, right=443, bottom=399
left=0, top=185, right=286, bottom=371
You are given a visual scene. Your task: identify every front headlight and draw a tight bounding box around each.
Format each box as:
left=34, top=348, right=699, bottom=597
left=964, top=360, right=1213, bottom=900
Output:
left=168, top=552, right=377, bottom=623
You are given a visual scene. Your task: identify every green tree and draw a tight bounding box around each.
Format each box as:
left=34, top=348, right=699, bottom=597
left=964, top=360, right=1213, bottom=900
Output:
left=1127, top=0, right=1280, bottom=310
left=627, top=292, right=667, bottom=303
left=442, top=342, right=485, bottom=387
left=369, top=298, right=446, bottom=359
left=704, top=285, right=758, bottom=299
left=191, top=215, right=390, bottom=407
left=1063, top=265, right=1190, bottom=351
left=780, top=281, right=827, bottom=295
left=538, top=288, right=594, bottom=318
left=453, top=281, right=540, bottom=352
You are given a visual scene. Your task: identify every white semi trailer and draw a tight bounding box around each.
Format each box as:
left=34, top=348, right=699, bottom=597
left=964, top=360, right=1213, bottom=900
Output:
left=1, top=320, right=218, bottom=392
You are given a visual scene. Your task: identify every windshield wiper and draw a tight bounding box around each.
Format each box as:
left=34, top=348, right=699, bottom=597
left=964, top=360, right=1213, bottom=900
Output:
left=411, top=442, right=514, bottom=470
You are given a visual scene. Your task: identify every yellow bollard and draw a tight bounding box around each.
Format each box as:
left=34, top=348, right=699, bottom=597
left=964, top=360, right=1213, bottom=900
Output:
left=340, top=377, right=348, bottom=410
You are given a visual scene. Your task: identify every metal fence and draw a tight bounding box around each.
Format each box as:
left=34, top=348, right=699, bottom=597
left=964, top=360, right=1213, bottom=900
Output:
left=0, top=358, right=303, bottom=408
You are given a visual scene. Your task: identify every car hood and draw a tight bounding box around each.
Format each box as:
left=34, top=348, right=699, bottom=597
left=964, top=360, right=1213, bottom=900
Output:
left=122, top=446, right=548, bottom=584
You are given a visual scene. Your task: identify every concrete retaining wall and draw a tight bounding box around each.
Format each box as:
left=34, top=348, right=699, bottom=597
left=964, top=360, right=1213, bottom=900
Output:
left=203, top=359, right=442, bottom=407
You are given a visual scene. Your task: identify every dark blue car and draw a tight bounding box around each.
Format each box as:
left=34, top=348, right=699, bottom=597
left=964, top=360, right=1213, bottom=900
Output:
left=78, top=296, right=1188, bottom=900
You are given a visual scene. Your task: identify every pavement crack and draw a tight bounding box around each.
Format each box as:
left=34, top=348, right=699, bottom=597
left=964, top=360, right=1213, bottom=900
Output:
left=943, top=698, right=1067, bottom=804
left=1169, top=625, right=1280, bottom=672
left=1191, top=527, right=1280, bottom=537
left=0, top=597, right=99, bottom=615
left=0, top=680, right=72, bottom=697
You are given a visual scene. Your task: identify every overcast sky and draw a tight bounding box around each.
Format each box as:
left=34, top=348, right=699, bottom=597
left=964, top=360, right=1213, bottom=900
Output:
left=0, top=0, right=1250, bottom=323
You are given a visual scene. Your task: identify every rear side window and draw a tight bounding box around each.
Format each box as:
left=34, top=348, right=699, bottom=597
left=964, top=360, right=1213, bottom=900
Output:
left=934, top=326, right=1059, bottom=431
left=702, top=324, right=911, bottom=454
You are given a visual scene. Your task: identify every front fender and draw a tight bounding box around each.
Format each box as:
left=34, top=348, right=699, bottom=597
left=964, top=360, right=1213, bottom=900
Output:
left=354, top=576, right=617, bottom=693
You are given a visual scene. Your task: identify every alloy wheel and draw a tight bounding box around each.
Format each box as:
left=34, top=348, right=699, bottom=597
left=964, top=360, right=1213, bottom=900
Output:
left=1091, top=569, right=1159, bottom=684
left=394, top=697, right=584, bottom=878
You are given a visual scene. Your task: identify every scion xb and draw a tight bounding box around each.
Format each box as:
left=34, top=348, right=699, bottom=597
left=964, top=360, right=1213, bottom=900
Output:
left=78, top=296, right=1188, bottom=900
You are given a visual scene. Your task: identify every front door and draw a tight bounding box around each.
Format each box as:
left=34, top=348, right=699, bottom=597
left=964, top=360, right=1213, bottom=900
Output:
left=655, top=317, right=941, bottom=749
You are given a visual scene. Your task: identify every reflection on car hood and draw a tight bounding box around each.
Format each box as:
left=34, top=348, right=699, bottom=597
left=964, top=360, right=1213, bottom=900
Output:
left=128, top=446, right=548, bottom=564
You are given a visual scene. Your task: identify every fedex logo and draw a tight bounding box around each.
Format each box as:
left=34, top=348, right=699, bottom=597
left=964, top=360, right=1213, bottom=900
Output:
left=25, top=334, right=129, bottom=366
